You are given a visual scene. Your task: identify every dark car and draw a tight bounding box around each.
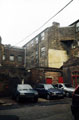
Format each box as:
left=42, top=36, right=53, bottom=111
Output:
left=71, top=85, right=79, bottom=120
left=12, top=84, right=38, bottom=102
left=35, top=84, right=64, bottom=100
left=54, top=83, right=75, bottom=97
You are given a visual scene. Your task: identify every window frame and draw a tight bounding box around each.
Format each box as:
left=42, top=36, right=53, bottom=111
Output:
left=17, top=55, right=22, bottom=62
left=2, top=54, right=6, bottom=60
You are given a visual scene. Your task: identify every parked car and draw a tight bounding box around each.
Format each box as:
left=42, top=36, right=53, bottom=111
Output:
left=12, top=84, right=38, bottom=102
left=71, top=85, right=79, bottom=120
left=35, top=84, right=64, bottom=100
left=53, top=83, right=75, bottom=97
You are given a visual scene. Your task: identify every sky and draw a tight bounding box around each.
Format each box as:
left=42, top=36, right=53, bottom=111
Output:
left=0, top=0, right=79, bottom=47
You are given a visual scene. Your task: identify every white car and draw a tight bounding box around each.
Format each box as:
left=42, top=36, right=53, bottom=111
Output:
left=54, top=83, right=75, bottom=97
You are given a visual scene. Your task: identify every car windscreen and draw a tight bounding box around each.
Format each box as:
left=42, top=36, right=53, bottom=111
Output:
left=17, top=84, right=33, bottom=90
left=64, top=84, right=72, bottom=88
left=44, top=84, right=54, bottom=90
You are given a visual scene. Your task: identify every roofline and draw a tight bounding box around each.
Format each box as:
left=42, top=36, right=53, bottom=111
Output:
left=23, top=27, right=49, bottom=47
left=69, top=19, right=79, bottom=26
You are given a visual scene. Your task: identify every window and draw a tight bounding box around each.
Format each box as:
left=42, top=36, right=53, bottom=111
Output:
left=41, top=52, right=45, bottom=57
left=40, top=47, right=46, bottom=57
left=76, top=22, right=79, bottom=32
left=41, top=32, right=45, bottom=40
left=59, top=85, right=63, bottom=88
left=18, top=56, right=22, bottom=62
left=26, top=44, right=30, bottom=49
left=2, top=55, right=6, bottom=60
left=30, top=40, right=34, bottom=46
left=39, top=85, right=44, bottom=89
left=35, top=37, right=38, bottom=44
left=71, top=44, right=75, bottom=49
left=41, top=47, right=45, bottom=52
left=35, top=51, right=38, bottom=59
left=9, top=55, right=14, bottom=61
left=36, top=51, right=38, bottom=55
left=54, top=84, right=58, bottom=88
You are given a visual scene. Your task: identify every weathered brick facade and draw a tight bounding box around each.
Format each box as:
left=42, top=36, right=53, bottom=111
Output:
left=23, top=21, right=77, bottom=70
left=23, top=20, right=79, bottom=87
left=0, top=44, right=26, bottom=96
left=0, top=19, right=79, bottom=95
left=27, top=67, right=62, bottom=87
left=62, top=20, right=79, bottom=87
left=62, top=57, right=79, bottom=87
left=1, top=45, right=25, bottom=67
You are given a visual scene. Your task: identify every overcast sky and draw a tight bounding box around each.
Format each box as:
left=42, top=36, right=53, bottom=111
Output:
left=0, top=0, right=79, bottom=47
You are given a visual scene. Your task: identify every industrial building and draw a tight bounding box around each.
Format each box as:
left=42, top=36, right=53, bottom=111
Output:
left=0, top=19, right=79, bottom=96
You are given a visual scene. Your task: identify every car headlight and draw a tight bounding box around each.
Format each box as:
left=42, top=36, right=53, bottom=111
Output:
left=53, top=92, right=56, bottom=95
left=35, top=92, right=38, bottom=95
left=20, top=93, right=25, bottom=95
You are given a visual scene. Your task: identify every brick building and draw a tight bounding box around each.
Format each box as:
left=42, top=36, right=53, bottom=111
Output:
left=23, top=20, right=79, bottom=86
left=0, top=19, right=79, bottom=96
left=62, top=20, right=79, bottom=87
left=2, top=44, right=25, bottom=67
left=23, top=22, right=75, bottom=70
left=62, top=57, right=79, bottom=88
left=0, top=43, right=27, bottom=96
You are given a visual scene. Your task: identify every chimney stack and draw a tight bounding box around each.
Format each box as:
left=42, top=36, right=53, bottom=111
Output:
left=52, top=22, right=60, bottom=27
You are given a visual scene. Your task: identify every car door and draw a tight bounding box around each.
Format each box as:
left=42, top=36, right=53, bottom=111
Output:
left=35, top=85, right=46, bottom=97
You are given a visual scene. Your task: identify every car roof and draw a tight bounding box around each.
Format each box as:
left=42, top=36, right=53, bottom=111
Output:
left=17, top=84, right=32, bottom=87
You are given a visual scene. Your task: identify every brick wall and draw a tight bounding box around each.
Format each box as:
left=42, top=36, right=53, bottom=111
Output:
left=2, top=45, right=25, bottom=67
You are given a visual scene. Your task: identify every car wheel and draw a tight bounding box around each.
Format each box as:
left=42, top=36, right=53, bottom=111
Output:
left=16, top=95, right=20, bottom=102
left=47, top=94, right=51, bottom=100
left=34, top=98, right=38, bottom=103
